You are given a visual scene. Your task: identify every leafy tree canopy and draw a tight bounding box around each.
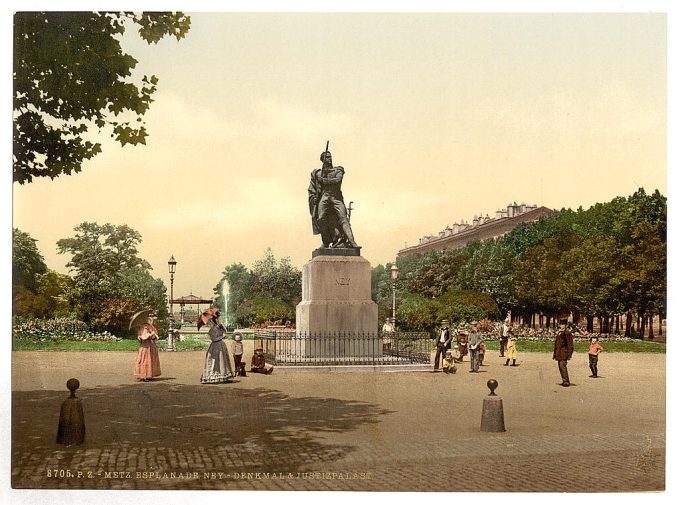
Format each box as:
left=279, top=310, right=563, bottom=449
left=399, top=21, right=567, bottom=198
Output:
left=56, top=222, right=151, bottom=287
left=13, top=11, right=191, bottom=183
left=12, top=228, right=47, bottom=290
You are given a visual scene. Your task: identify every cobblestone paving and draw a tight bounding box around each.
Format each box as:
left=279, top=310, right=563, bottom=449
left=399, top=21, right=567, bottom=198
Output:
left=11, top=351, right=665, bottom=491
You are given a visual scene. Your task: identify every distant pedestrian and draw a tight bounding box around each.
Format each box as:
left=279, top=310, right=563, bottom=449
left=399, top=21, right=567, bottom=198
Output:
left=134, top=317, right=161, bottom=381
left=433, top=320, right=452, bottom=371
left=454, top=330, right=468, bottom=363
left=468, top=321, right=483, bottom=373
left=478, top=340, right=486, bottom=366
left=553, top=319, right=574, bottom=387
left=588, top=336, right=604, bottom=378
left=504, top=328, right=518, bottom=366
left=442, top=351, right=457, bottom=374
left=500, top=318, right=510, bottom=357
left=232, top=332, right=245, bottom=376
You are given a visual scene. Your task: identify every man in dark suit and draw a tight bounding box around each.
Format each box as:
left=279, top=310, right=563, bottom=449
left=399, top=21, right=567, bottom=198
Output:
left=553, top=319, right=574, bottom=387
left=433, top=319, right=452, bottom=371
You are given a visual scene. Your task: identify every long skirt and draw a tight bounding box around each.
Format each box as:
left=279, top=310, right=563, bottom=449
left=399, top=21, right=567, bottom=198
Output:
left=201, top=340, right=233, bottom=384
left=134, top=339, right=161, bottom=379
left=506, top=339, right=518, bottom=360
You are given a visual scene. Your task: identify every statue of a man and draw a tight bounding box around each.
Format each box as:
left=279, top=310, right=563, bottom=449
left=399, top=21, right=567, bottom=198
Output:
left=308, top=150, right=359, bottom=248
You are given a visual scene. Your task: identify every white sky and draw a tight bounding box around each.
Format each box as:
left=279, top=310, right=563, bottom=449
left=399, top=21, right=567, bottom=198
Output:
left=10, top=10, right=667, bottom=302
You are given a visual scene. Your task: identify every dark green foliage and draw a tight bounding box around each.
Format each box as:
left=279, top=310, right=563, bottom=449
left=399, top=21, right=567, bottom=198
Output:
left=13, top=11, right=191, bottom=183
left=395, top=293, right=438, bottom=331
left=376, top=189, right=666, bottom=334
left=213, top=248, right=301, bottom=327
left=235, top=296, right=295, bottom=326
left=57, top=223, right=168, bottom=333
left=434, top=290, right=500, bottom=324
left=12, top=228, right=47, bottom=290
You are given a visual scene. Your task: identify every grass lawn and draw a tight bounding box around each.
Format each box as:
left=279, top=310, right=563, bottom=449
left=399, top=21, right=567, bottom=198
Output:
left=483, top=339, right=666, bottom=353
left=12, top=336, right=665, bottom=353
left=12, top=334, right=210, bottom=352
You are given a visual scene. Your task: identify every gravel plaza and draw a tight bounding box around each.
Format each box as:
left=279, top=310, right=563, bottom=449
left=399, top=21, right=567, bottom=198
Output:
left=9, top=349, right=666, bottom=493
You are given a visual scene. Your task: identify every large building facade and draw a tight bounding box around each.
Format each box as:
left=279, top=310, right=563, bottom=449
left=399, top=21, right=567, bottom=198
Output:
left=398, top=202, right=555, bottom=257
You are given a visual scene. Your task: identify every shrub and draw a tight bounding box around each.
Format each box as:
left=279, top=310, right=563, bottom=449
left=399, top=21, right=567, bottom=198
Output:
left=434, top=289, right=500, bottom=324
left=396, top=293, right=438, bottom=331
left=12, top=317, right=121, bottom=342
left=235, top=296, right=295, bottom=326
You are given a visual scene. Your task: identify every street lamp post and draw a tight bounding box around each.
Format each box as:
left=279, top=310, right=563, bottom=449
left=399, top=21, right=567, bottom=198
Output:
left=167, top=255, right=177, bottom=352
left=390, top=263, right=399, bottom=328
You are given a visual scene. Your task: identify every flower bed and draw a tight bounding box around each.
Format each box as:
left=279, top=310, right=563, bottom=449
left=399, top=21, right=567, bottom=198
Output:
left=452, top=320, right=640, bottom=342
left=12, top=318, right=122, bottom=342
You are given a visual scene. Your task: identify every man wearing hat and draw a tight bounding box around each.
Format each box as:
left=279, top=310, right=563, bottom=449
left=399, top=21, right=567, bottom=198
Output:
left=467, top=321, right=483, bottom=373
left=553, top=319, right=574, bottom=386
left=433, top=319, right=452, bottom=371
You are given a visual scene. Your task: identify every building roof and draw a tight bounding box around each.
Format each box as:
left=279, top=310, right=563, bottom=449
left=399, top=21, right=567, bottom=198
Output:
left=172, top=294, right=213, bottom=304
left=398, top=205, right=554, bottom=257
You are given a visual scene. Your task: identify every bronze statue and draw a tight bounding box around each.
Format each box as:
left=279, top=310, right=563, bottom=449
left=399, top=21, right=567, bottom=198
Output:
left=308, top=145, right=359, bottom=249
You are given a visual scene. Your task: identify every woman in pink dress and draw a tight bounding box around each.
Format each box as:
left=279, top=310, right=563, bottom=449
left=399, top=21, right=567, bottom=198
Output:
left=134, top=317, right=161, bottom=381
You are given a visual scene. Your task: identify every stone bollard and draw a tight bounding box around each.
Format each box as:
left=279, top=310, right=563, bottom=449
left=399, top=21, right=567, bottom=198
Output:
left=480, top=379, right=506, bottom=433
left=56, top=378, right=86, bottom=445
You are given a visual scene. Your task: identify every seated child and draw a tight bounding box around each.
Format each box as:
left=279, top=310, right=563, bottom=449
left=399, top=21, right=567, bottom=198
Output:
left=442, top=351, right=457, bottom=374
left=250, top=346, right=274, bottom=374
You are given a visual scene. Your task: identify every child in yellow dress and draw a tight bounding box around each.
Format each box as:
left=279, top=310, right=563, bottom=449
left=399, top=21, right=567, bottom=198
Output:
left=504, top=328, right=518, bottom=366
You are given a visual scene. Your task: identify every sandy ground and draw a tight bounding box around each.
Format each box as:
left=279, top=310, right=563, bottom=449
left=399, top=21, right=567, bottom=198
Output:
left=11, top=350, right=665, bottom=492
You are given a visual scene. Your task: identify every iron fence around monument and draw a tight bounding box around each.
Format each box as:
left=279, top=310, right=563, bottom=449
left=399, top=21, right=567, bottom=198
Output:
left=254, top=330, right=433, bottom=366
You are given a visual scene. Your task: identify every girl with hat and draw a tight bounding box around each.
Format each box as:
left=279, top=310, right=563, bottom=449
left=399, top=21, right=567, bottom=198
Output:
left=504, top=327, right=519, bottom=366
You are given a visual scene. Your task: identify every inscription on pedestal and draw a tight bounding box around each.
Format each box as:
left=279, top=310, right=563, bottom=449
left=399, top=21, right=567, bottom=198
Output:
left=335, top=277, right=350, bottom=286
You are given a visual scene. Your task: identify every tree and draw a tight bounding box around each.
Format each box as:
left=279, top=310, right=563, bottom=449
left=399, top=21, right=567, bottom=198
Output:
left=234, top=296, right=295, bottom=327
left=88, top=266, right=168, bottom=332
left=212, top=249, right=302, bottom=327
left=57, top=223, right=166, bottom=333
left=57, top=222, right=150, bottom=287
left=456, top=239, right=516, bottom=313
left=395, top=249, right=468, bottom=299
left=13, top=12, right=191, bottom=184
left=213, top=262, right=254, bottom=323
left=396, top=293, right=438, bottom=332
left=250, top=248, right=302, bottom=304
left=434, top=290, right=500, bottom=324
left=12, top=228, right=47, bottom=290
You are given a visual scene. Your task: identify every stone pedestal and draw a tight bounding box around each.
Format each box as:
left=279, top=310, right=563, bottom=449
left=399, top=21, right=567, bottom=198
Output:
left=480, top=396, right=506, bottom=432
left=295, top=254, right=379, bottom=359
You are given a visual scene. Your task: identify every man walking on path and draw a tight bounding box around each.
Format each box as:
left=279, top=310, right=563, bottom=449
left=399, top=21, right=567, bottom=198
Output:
left=468, top=321, right=483, bottom=373
left=553, top=319, right=574, bottom=387
left=500, top=317, right=510, bottom=357
left=433, top=320, right=452, bottom=371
